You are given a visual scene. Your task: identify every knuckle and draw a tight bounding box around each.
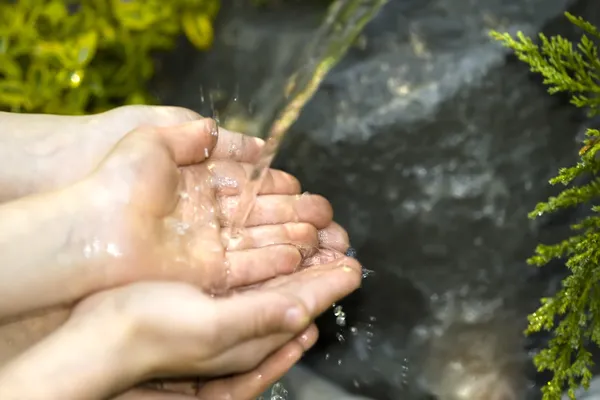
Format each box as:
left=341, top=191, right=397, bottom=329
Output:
left=279, top=245, right=302, bottom=269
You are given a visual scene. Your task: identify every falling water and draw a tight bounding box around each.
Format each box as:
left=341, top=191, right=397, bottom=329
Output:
left=225, top=0, right=389, bottom=245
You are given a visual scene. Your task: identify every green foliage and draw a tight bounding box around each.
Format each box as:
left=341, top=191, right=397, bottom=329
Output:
left=0, top=0, right=219, bottom=114
left=491, top=13, right=600, bottom=400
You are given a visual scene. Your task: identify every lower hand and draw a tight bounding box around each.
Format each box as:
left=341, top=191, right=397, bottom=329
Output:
left=0, top=257, right=362, bottom=400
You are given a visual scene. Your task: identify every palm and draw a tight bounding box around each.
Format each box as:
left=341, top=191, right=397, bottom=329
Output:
left=86, top=129, right=231, bottom=293
left=84, top=120, right=345, bottom=296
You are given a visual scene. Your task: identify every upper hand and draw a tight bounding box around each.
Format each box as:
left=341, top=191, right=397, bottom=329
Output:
left=72, top=118, right=336, bottom=295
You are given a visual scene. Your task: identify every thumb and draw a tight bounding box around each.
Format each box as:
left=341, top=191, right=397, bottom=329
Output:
left=102, top=105, right=203, bottom=131
left=153, top=119, right=219, bottom=165
left=211, top=257, right=362, bottom=348
left=211, top=291, right=312, bottom=349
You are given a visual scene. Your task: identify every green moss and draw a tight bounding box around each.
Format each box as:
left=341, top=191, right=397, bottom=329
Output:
left=0, top=0, right=219, bottom=114
left=491, top=13, right=600, bottom=400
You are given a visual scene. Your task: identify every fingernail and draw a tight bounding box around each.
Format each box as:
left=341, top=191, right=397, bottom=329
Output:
left=345, top=247, right=357, bottom=259
left=285, top=307, right=308, bottom=329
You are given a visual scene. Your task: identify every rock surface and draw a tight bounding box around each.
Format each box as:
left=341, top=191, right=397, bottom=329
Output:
left=563, top=377, right=600, bottom=399
left=153, top=0, right=600, bottom=398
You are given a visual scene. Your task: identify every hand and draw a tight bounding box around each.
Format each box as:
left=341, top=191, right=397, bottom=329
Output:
left=0, top=105, right=262, bottom=202
left=0, top=118, right=347, bottom=318
left=0, top=257, right=362, bottom=400
left=115, top=337, right=317, bottom=400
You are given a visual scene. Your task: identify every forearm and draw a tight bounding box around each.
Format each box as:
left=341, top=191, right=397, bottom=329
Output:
left=0, top=311, right=137, bottom=400
left=0, top=185, right=96, bottom=320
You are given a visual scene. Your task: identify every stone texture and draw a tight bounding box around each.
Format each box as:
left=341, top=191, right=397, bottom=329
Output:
left=563, top=376, right=600, bottom=399
left=153, top=0, right=600, bottom=398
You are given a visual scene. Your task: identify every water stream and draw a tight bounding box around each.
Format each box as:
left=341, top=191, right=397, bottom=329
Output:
left=215, top=1, right=388, bottom=398
left=224, top=0, right=388, bottom=247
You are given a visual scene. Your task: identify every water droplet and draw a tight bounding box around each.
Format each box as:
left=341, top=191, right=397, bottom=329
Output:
left=362, top=267, right=375, bottom=278
left=175, top=222, right=190, bottom=235
left=333, top=305, right=347, bottom=326
left=106, top=243, right=122, bottom=257
left=270, top=382, right=289, bottom=400
left=83, top=238, right=102, bottom=258
left=212, top=176, right=239, bottom=190
left=345, top=246, right=357, bottom=258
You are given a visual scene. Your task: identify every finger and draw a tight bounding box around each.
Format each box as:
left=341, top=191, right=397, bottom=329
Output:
left=214, top=257, right=361, bottom=346
left=192, top=160, right=300, bottom=196
left=214, top=323, right=319, bottom=375
left=219, top=194, right=333, bottom=229
left=260, top=256, right=363, bottom=316
left=318, top=221, right=350, bottom=253
left=155, top=119, right=219, bottom=165
left=302, top=247, right=346, bottom=267
left=138, top=323, right=317, bottom=400
left=223, top=223, right=318, bottom=251
left=196, top=325, right=319, bottom=400
left=107, top=108, right=266, bottom=164
left=212, top=294, right=311, bottom=349
left=140, top=378, right=202, bottom=398
left=212, top=127, right=265, bottom=163
left=225, top=245, right=302, bottom=288
left=297, top=323, right=319, bottom=351
left=112, top=388, right=197, bottom=400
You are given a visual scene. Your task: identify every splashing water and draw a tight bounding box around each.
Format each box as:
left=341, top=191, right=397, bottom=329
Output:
left=255, top=381, right=289, bottom=400
left=224, top=0, right=389, bottom=245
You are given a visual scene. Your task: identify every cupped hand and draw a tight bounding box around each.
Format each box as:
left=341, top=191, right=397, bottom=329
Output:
left=0, top=257, right=362, bottom=400
left=73, top=119, right=337, bottom=295
left=115, top=336, right=316, bottom=400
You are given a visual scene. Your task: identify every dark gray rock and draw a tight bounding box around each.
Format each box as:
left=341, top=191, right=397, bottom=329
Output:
left=153, top=0, right=600, bottom=398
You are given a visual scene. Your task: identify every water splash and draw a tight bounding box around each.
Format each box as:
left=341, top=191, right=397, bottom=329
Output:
left=256, top=382, right=289, bottom=400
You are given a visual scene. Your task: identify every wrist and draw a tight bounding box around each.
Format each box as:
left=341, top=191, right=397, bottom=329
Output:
left=0, top=182, right=102, bottom=320
left=70, top=286, right=167, bottom=383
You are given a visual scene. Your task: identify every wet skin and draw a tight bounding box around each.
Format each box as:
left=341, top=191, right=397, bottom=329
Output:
left=0, top=107, right=352, bottom=398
